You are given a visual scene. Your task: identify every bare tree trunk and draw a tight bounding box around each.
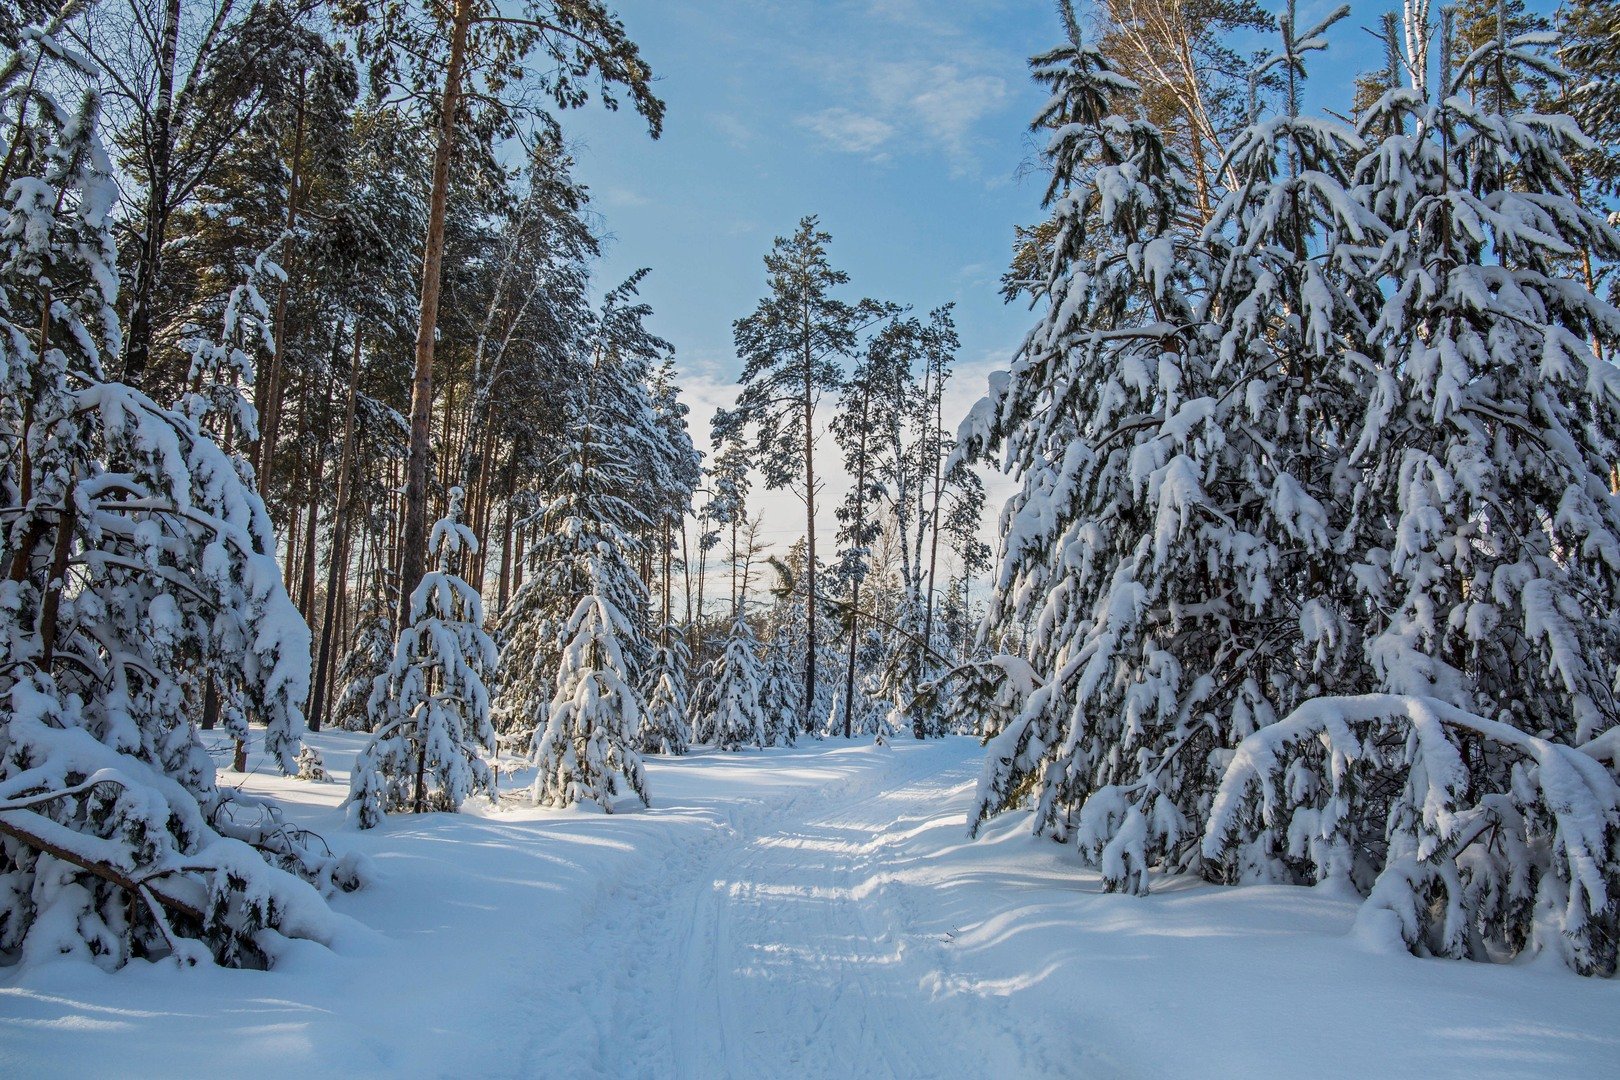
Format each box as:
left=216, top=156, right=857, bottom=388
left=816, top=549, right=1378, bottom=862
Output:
left=917, top=376, right=946, bottom=740
left=284, top=502, right=301, bottom=591
left=496, top=450, right=517, bottom=611
left=661, top=518, right=673, bottom=639
left=842, top=385, right=871, bottom=741
left=512, top=522, right=525, bottom=593
left=310, top=323, right=362, bottom=732
left=730, top=516, right=740, bottom=621
left=802, top=298, right=818, bottom=734
left=397, top=0, right=475, bottom=631
left=680, top=518, right=693, bottom=637
left=255, top=80, right=308, bottom=496
left=121, top=0, right=182, bottom=388
left=694, top=515, right=709, bottom=659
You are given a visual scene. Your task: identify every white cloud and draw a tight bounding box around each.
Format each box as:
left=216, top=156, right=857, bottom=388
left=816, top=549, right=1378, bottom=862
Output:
left=869, top=61, right=1008, bottom=161
left=709, top=111, right=757, bottom=150
left=600, top=185, right=651, bottom=208
left=799, top=108, right=896, bottom=155
left=793, top=57, right=1009, bottom=175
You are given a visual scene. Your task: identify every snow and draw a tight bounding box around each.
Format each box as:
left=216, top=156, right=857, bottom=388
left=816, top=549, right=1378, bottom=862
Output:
left=2, top=735, right=1614, bottom=1079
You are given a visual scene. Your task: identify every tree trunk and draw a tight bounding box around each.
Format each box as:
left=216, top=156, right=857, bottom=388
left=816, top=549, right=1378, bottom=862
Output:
left=496, top=450, right=517, bottom=611
left=397, top=0, right=475, bottom=631
left=802, top=297, right=818, bottom=734
left=917, top=375, right=946, bottom=740
left=310, top=323, right=362, bottom=732
left=121, top=0, right=182, bottom=388
left=255, top=80, right=308, bottom=497
left=842, top=387, right=870, bottom=741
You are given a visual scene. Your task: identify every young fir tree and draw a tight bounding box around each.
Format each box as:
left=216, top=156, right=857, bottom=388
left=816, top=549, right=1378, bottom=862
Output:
left=1206, top=1, right=1620, bottom=976
left=758, top=629, right=802, bottom=749
left=531, top=562, right=650, bottom=811
left=0, top=38, right=356, bottom=968
left=710, top=611, right=766, bottom=751
left=962, top=2, right=1380, bottom=893
left=333, top=597, right=396, bottom=731
left=688, top=655, right=722, bottom=747
left=350, top=489, right=497, bottom=827
left=958, top=5, right=1212, bottom=887
left=495, top=277, right=662, bottom=748
left=637, top=628, right=692, bottom=756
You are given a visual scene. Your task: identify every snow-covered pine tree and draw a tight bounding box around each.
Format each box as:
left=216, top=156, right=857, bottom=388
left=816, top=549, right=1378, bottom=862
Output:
left=495, top=275, right=660, bottom=751
left=710, top=612, right=765, bottom=751
left=688, top=655, right=722, bottom=747
left=637, top=628, right=692, bottom=756
left=0, top=38, right=356, bottom=968
left=961, top=1, right=1384, bottom=894
left=350, top=489, right=496, bottom=827
left=332, top=597, right=395, bottom=731
left=531, top=563, right=650, bottom=810
left=733, top=219, right=896, bottom=733
left=523, top=309, right=657, bottom=807
left=758, top=629, right=801, bottom=748
left=957, top=5, right=1212, bottom=886
left=1205, top=0, right=1620, bottom=975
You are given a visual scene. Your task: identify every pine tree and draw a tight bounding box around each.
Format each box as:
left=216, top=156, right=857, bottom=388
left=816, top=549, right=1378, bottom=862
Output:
left=1206, top=1, right=1620, bottom=976
left=733, top=217, right=894, bottom=733
left=364, top=0, right=665, bottom=640
left=959, top=5, right=1212, bottom=886
left=531, top=569, right=650, bottom=810
left=831, top=316, right=907, bottom=738
left=0, top=41, right=356, bottom=968
left=1553, top=0, right=1620, bottom=309
left=758, top=629, right=802, bottom=749
left=962, top=1, right=1383, bottom=894
left=637, top=629, right=692, bottom=756
left=710, top=611, right=765, bottom=751
left=495, top=277, right=662, bottom=748
left=349, top=489, right=496, bottom=827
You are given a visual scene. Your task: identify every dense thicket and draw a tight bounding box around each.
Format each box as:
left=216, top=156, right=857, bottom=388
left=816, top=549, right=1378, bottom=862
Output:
left=960, top=0, right=1620, bottom=975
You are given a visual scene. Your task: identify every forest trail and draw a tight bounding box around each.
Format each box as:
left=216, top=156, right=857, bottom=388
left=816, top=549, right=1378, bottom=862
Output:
left=559, top=739, right=1033, bottom=1080
left=649, top=743, right=1016, bottom=1080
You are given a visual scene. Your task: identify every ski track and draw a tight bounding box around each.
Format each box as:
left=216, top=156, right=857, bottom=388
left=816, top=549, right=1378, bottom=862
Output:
left=579, top=744, right=1017, bottom=1080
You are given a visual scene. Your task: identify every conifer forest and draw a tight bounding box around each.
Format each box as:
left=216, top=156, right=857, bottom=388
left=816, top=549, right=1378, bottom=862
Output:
left=2, top=0, right=1619, bottom=1075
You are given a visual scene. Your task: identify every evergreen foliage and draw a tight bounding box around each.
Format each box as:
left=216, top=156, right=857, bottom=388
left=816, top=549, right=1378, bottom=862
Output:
left=349, top=489, right=496, bottom=827
left=0, top=34, right=356, bottom=968
left=963, top=0, right=1620, bottom=974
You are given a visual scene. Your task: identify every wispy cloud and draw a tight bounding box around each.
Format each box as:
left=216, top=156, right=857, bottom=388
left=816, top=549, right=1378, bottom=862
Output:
left=790, top=39, right=1012, bottom=175
left=709, top=111, right=757, bottom=150
left=799, top=107, right=896, bottom=155
left=600, top=185, right=652, bottom=208
left=879, top=62, right=1008, bottom=160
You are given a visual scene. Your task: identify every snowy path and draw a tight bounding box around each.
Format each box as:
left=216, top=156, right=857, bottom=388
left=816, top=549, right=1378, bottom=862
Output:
left=519, top=741, right=1028, bottom=1079
left=3, top=735, right=1618, bottom=1080
left=655, top=747, right=1006, bottom=1079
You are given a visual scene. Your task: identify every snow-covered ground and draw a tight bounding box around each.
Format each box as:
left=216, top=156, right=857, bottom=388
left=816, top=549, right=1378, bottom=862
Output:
left=1, top=735, right=1615, bottom=1079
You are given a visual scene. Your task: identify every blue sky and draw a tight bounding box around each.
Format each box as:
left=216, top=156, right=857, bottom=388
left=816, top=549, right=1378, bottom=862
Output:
left=563, top=0, right=1067, bottom=555
left=560, top=0, right=1397, bottom=557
